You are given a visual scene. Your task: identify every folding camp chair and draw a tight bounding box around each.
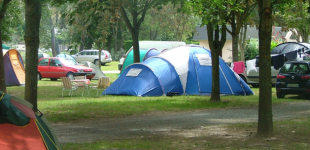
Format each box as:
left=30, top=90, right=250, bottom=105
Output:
left=61, top=77, right=78, bottom=97
left=88, top=76, right=110, bottom=96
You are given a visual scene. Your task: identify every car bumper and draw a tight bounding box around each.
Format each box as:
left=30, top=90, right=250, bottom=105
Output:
left=73, top=72, right=96, bottom=78
left=276, top=88, right=310, bottom=95
left=101, top=58, right=112, bottom=63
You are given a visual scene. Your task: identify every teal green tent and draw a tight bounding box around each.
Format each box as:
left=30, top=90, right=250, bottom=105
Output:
left=120, top=48, right=149, bottom=74
left=2, top=44, right=10, bottom=49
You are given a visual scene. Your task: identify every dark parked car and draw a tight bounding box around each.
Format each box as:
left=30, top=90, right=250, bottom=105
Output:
left=275, top=61, right=310, bottom=98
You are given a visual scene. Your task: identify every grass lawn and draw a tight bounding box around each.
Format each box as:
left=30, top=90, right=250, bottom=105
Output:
left=5, top=61, right=310, bottom=149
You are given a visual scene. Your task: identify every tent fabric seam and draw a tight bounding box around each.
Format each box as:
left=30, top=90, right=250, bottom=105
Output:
left=35, top=119, right=60, bottom=150
left=0, top=92, right=4, bottom=101
left=219, top=66, right=235, bottom=95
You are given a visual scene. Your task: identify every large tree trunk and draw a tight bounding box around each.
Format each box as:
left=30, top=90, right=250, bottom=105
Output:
left=0, top=29, right=6, bottom=93
left=239, top=25, right=247, bottom=61
left=208, top=24, right=227, bottom=102
left=51, top=27, right=57, bottom=56
left=0, top=0, right=12, bottom=93
left=132, top=30, right=140, bottom=63
left=256, top=0, right=273, bottom=136
left=24, top=0, right=42, bottom=112
left=231, top=14, right=239, bottom=62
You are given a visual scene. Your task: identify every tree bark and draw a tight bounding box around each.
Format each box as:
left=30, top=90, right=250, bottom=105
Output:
left=208, top=24, right=227, bottom=102
left=256, top=0, right=273, bottom=136
left=24, top=0, right=42, bottom=112
left=119, top=1, right=148, bottom=63
left=0, top=0, right=12, bottom=93
left=239, top=25, right=247, bottom=61
left=51, top=27, right=57, bottom=56
left=231, top=14, right=239, bottom=62
left=0, top=27, right=6, bottom=93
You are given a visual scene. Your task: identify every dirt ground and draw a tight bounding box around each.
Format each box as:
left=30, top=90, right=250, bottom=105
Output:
left=51, top=101, right=310, bottom=149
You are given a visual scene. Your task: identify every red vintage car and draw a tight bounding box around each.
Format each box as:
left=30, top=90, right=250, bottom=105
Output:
left=38, top=57, right=95, bottom=81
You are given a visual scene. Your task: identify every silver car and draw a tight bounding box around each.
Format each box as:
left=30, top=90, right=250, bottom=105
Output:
left=72, top=50, right=112, bottom=65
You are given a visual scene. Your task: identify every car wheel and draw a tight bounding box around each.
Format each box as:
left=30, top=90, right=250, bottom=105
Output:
left=94, top=60, right=99, bottom=66
left=50, top=78, right=57, bottom=81
left=251, top=84, right=259, bottom=88
left=67, top=72, right=74, bottom=80
left=276, top=92, right=285, bottom=98
left=37, top=72, right=42, bottom=80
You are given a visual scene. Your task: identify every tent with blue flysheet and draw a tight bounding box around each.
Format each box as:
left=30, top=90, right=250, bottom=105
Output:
left=103, top=45, right=254, bottom=96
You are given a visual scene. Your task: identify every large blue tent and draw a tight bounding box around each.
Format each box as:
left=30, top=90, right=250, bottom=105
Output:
left=104, top=45, right=254, bottom=96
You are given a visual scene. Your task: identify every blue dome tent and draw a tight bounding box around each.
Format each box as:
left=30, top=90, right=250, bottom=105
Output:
left=104, top=45, right=254, bottom=96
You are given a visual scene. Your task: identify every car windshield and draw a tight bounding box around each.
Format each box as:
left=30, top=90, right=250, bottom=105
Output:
left=59, top=58, right=79, bottom=66
left=280, top=63, right=310, bottom=74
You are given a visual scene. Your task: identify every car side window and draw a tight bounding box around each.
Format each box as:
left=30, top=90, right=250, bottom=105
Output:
left=38, top=59, right=49, bottom=66
left=79, top=52, right=85, bottom=55
left=55, top=59, right=62, bottom=67
left=95, top=51, right=98, bottom=55
left=86, top=51, right=92, bottom=55
left=49, top=59, right=57, bottom=66
left=90, top=51, right=96, bottom=55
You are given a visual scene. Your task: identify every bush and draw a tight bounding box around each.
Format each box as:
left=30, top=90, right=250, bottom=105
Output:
left=185, top=41, right=199, bottom=45
left=244, top=38, right=259, bottom=60
left=124, top=40, right=133, bottom=51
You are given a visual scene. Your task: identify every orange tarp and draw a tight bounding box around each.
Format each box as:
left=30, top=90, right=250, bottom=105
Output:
left=0, top=119, right=47, bottom=150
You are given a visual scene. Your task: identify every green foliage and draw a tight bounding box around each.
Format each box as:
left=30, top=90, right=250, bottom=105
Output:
left=124, top=40, right=133, bottom=51
left=271, top=40, right=279, bottom=52
left=185, top=41, right=199, bottom=45
left=1, top=0, right=24, bottom=43
left=244, top=38, right=259, bottom=60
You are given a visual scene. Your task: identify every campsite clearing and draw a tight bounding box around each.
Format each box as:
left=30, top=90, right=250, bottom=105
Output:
left=54, top=101, right=310, bottom=150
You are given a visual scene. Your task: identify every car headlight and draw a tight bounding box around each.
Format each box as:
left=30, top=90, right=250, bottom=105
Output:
left=77, top=69, right=84, bottom=73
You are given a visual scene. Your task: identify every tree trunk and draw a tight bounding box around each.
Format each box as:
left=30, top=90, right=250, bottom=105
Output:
left=113, top=24, right=118, bottom=54
left=107, top=32, right=112, bottom=52
left=51, top=27, right=57, bottom=56
left=24, top=0, right=42, bottom=112
left=0, top=0, right=13, bottom=93
left=208, top=24, right=227, bottom=102
left=256, top=0, right=273, bottom=136
left=132, top=30, right=140, bottom=63
left=79, top=33, right=85, bottom=52
left=0, top=29, right=6, bottom=93
left=239, top=25, right=247, bottom=61
left=231, top=14, right=239, bottom=62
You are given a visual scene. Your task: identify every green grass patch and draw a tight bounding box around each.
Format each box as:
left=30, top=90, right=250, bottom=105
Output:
left=6, top=85, right=298, bottom=123
left=101, top=61, right=119, bottom=71
left=62, top=139, right=171, bottom=150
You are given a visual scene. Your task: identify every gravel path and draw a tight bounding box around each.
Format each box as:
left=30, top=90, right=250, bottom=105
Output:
left=51, top=101, right=310, bottom=144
